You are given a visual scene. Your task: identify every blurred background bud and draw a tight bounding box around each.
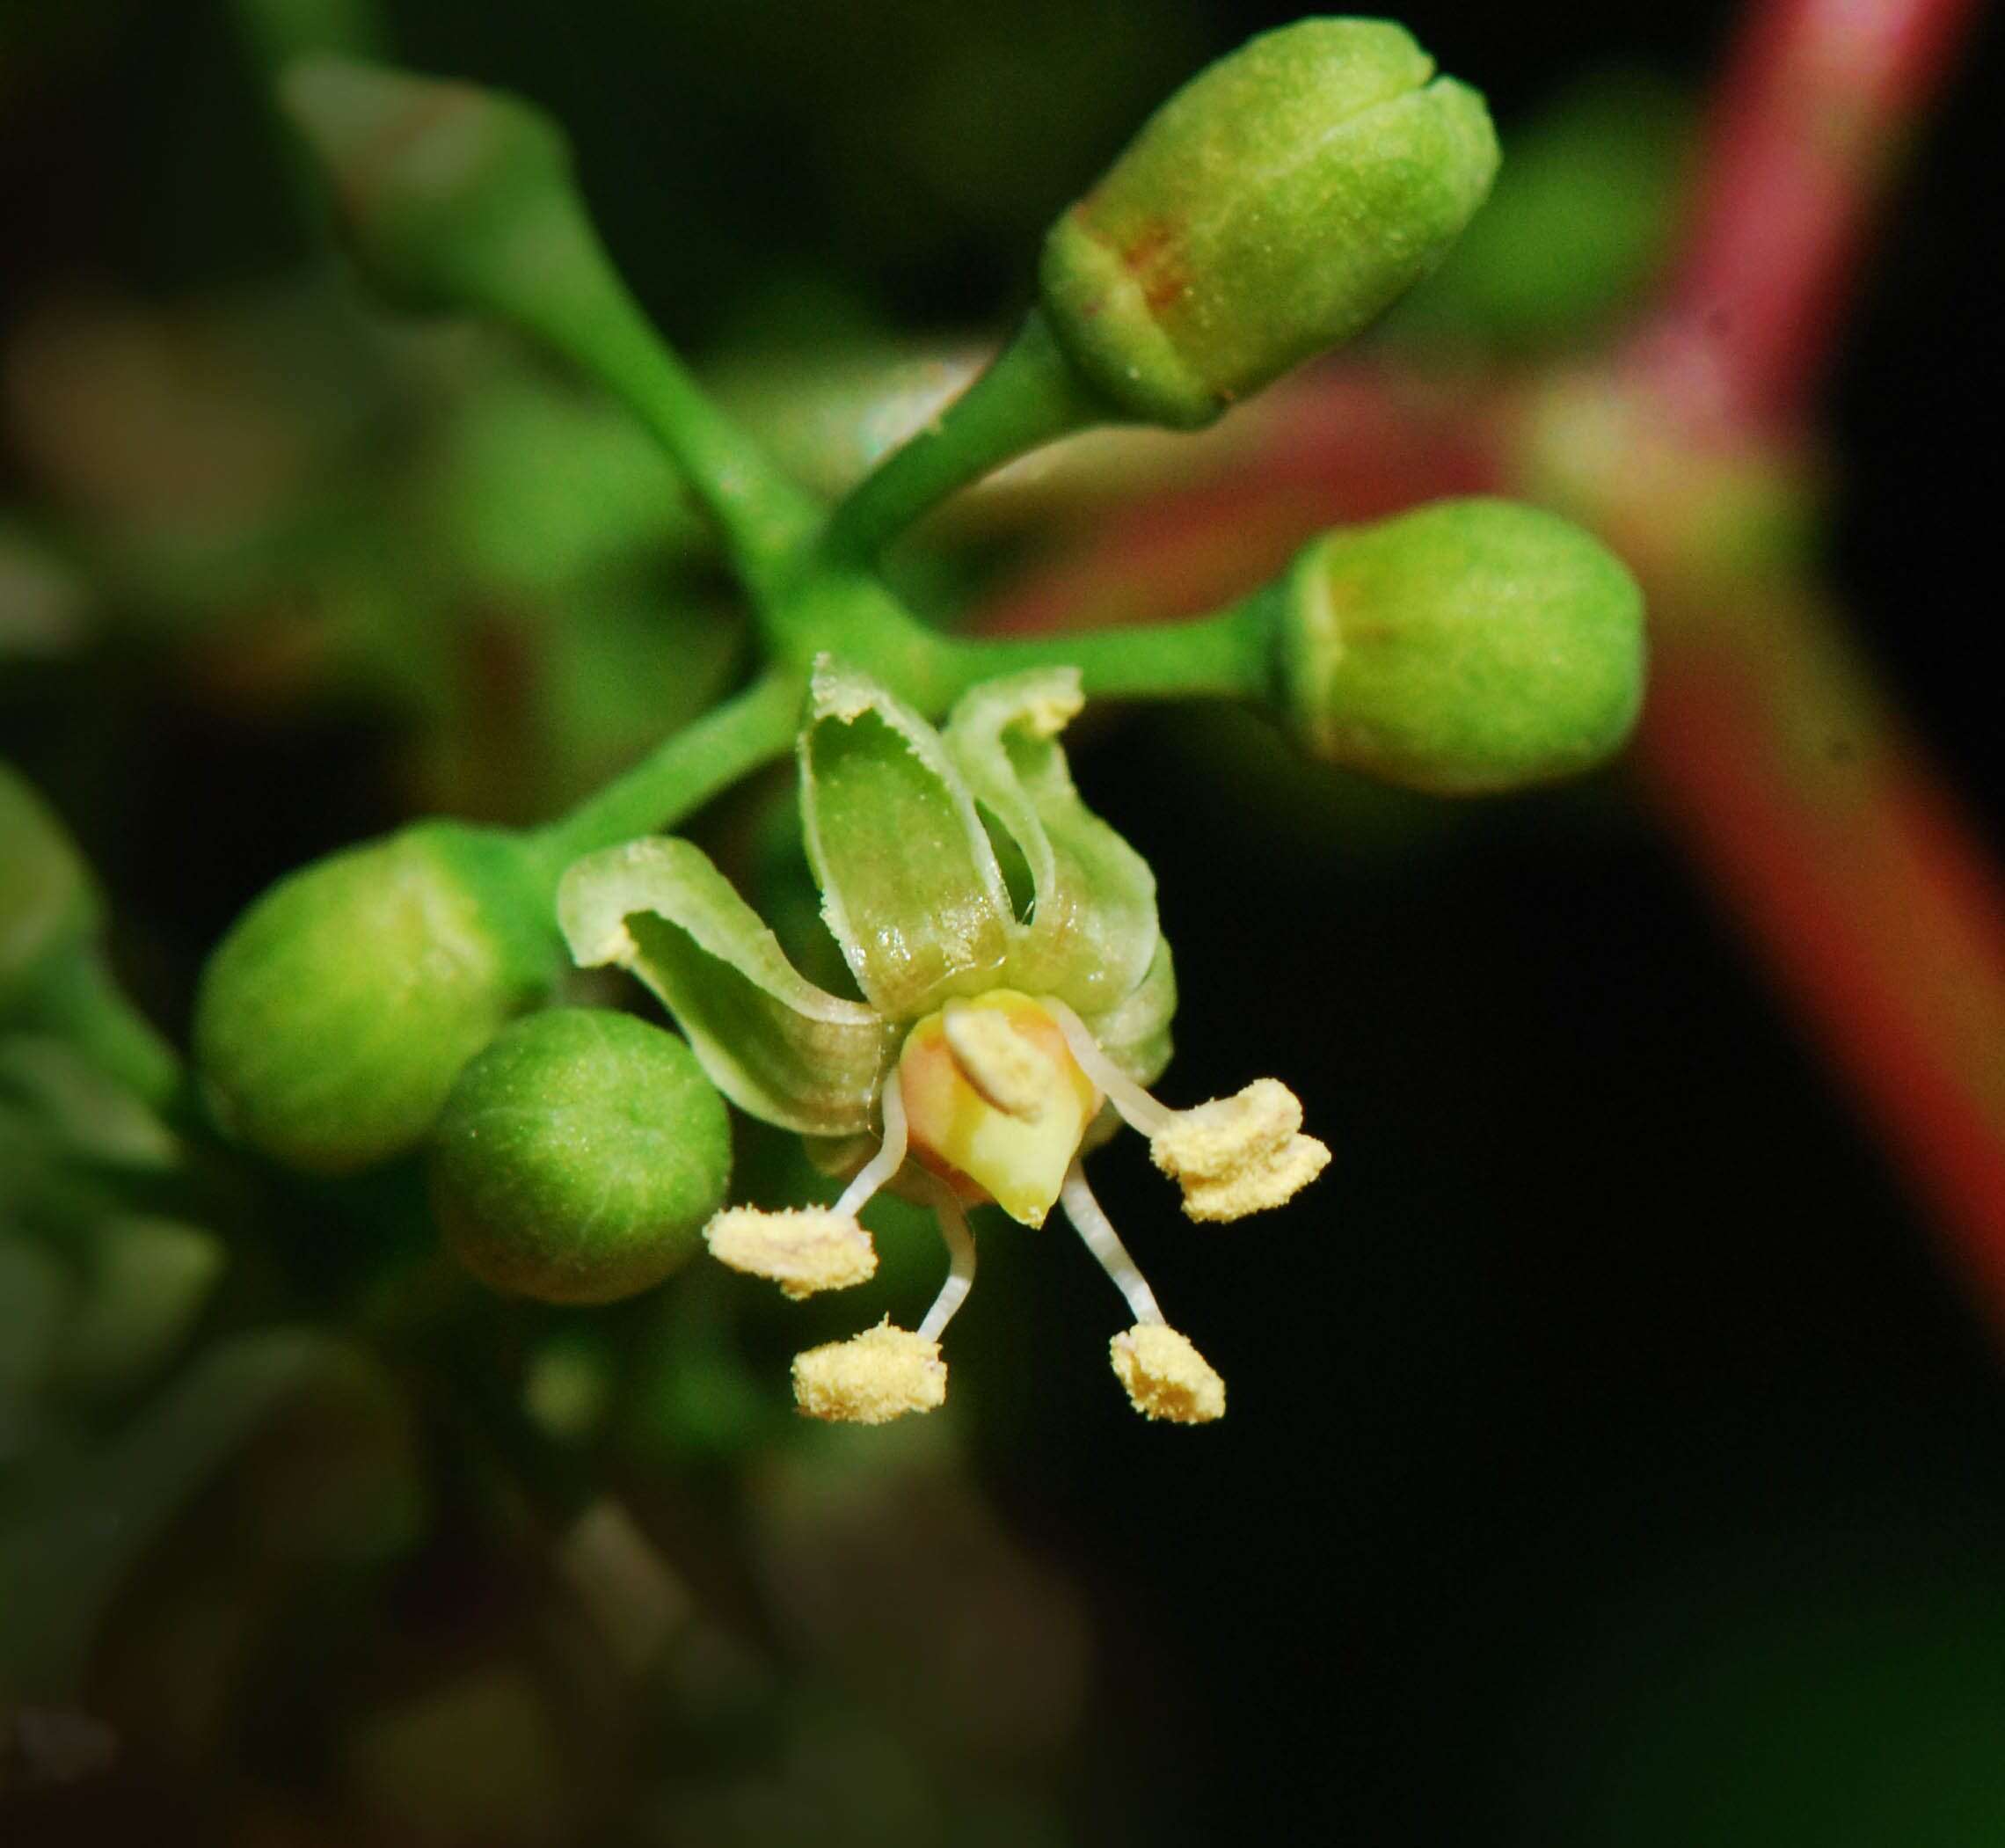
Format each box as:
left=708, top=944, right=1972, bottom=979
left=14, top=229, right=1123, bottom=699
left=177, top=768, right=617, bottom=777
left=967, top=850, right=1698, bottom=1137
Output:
left=280, top=55, right=579, bottom=318
left=193, top=821, right=558, bottom=1174
left=0, top=765, right=101, bottom=1006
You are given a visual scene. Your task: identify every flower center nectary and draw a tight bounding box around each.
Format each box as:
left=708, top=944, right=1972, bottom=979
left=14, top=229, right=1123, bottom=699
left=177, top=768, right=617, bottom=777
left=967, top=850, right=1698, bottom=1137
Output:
left=896, top=990, right=1102, bottom=1227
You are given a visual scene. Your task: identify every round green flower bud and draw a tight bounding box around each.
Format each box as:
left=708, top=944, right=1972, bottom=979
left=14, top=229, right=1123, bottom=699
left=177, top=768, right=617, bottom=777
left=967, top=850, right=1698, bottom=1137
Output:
left=1268, top=498, right=1646, bottom=793
left=431, top=1008, right=730, bottom=1305
left=193, top=822, right=559, bottom=1176
left=280, top=55, right=575, bottom=317
left=1, top=764, right=100, bottom=1007
left=1039, top=18, right=1498, bottom=429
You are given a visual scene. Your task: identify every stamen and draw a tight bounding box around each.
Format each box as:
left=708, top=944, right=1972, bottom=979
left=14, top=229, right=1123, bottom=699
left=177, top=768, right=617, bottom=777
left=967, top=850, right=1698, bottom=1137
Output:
left=1111, top=1323, right=1226, bottom=1423
left=791, top=1318, right=946, bottom=1424
left=1149, top=1077, right=1330, bottom=1222
left=912, top=1175, right=979, bottom=1341
left=704, top=1206, right=876, bottom=1298
left=833, top=1068, right=908, bottom=1219
left=1047, top=1001, right=1173, bottom=1137
left=1058, top=1160, right=1165, bottom=1327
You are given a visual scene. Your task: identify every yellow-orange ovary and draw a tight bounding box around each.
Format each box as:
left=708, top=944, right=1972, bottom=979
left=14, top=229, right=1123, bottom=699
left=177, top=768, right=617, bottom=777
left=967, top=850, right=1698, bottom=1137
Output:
left=896, top=991, right=1100, bottom=1226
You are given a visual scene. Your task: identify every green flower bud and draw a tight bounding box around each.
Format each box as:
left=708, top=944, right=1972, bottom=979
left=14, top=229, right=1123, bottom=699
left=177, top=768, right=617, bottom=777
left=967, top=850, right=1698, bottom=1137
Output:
left=1039, top=18, right=1498, bottom=428
left=431, top=1008, right=730, bottom=1305
left=1, top=765, right=99, bottom=1007
left=193, top=822, right=559, bottom=1175
left=1267, top=497, right=1645, bottom=793
left=279, top=55, right=577, bottom=316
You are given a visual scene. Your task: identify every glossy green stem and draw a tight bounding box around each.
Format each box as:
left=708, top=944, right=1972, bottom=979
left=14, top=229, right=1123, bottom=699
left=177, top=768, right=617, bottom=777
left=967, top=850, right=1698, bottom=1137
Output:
left=820, top=309, right=1111, bottom=566
left=480, top=198, right=821, bottom=601
left=529, top=672, right=801, bottom=876
left=936, top=599, right=1273, bottom=707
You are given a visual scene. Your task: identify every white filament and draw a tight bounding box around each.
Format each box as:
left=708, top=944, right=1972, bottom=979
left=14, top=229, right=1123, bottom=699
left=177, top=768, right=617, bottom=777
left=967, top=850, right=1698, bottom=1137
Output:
left=834, top=1068, right=908, bottom=1220
left=1046, top=1000, right=1172, bottom=1137
left=915, top=1178, right=979, bottom=1342
left=1059, top=1161, right=1165, bottom=1327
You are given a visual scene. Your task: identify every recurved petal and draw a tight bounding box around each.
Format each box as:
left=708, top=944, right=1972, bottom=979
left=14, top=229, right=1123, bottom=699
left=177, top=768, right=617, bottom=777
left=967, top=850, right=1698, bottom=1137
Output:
left=558, top=836, right=898, bottom=1137
left=799, top=660, right=1012, bottom=1021
left=1076, top=937, right=1177, bottom=1092
left=943, top=669, right=1159, bottom=1014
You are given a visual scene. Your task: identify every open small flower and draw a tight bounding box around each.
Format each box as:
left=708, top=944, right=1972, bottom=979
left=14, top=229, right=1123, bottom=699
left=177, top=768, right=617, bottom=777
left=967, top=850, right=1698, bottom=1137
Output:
left=558, top=660, right=1327, bottom=1425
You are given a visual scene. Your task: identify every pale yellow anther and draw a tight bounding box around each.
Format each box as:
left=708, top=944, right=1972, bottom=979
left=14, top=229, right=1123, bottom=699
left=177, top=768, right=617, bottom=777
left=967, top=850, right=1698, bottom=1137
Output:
left=791, top=1318, right=947, bottom=1424
left=1150, top=1076, right=1299, bottom=1170
left=1148, top=1077, right=1331, bottom=1223
left=704, top=1207, right=877, bottom=1300
left=1110, top=1324, right=1225, bottom=1423
left=942, top=999, right=1049, bottom=1120
left=1177, top=1134, right=1331, bottom=1222
left=1017, top=679, right=1085, bottom=738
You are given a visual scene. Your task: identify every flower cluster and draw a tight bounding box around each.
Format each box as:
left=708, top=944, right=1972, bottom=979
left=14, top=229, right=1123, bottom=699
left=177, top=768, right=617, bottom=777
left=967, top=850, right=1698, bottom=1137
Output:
left=559, top=661, right=1326, bottom=1424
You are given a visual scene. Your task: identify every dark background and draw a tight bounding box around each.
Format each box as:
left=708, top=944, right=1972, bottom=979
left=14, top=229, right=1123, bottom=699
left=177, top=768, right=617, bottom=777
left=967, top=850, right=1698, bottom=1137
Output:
left=4, top=1, right=2003, bottom=1842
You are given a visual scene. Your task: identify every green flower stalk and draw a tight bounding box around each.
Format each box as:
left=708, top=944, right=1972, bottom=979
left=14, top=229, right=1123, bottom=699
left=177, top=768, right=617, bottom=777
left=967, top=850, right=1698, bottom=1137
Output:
left=431, top=1009, right=731, bottom=1304
left=560, top=663, right=1331, bottom=1426
left=825, top=18, right=1498, bottom=560
left=280, top=55, right=818, bottom=590
left=193, top=822, right=561, bottom=1175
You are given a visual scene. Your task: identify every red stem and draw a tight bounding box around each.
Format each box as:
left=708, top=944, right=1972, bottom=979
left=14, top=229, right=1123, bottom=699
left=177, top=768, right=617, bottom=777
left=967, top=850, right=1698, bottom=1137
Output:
left=1642, top=0, right=1983, bottom=424
left=1642, top=604, right=2005, bottom=1322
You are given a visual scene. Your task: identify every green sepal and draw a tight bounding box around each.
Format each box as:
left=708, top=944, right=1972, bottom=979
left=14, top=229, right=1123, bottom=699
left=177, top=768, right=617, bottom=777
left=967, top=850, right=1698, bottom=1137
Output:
left=942, top=668, right=1159, bottom=1015
left=558, top=836, right=897, bottom=1137
left=798, top=660, right=1013, bottom=1022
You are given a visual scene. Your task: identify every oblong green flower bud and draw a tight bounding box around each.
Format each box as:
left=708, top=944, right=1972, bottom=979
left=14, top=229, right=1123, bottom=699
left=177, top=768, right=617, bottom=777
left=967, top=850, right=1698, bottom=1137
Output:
left=1267, top=497, right=1645, bottom=793
left=432, top=1008, right=730, bottom=1305
left=1, top=764, right=100, bottom=1007
left=279, top=55, right=576, bottom=316
left=193, top=822, right=559, bottom=1175
left=1039, top=18, right=1499, bottom=428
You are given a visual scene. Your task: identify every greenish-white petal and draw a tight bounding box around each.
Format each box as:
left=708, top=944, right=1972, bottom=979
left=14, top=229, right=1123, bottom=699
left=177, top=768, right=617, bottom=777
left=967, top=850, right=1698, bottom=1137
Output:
left=1080, top=938, right=1176, bottom=1089
left=798, top=659, right=1012, bottom=1021
left=944, top=668, right=1159, bottom=1013
left=558, top=837, right=897, bottom=1136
